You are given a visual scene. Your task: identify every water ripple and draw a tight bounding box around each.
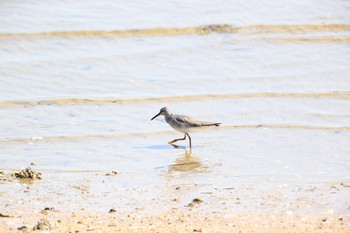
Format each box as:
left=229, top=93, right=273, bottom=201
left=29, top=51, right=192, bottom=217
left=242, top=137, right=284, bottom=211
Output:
left=0, top=24, right=349, bottom=39
left=0, top=124, right=348, bottom=145
left=0, top=92, right=349, bottom=108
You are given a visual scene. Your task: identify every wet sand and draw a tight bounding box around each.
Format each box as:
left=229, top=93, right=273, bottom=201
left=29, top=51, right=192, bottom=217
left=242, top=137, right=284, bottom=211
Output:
left=1, top=164, right=350, bottom=232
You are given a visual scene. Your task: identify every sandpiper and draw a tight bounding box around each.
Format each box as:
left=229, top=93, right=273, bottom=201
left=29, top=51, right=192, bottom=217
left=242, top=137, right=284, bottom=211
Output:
left=151, top=107, right=221, bottom=147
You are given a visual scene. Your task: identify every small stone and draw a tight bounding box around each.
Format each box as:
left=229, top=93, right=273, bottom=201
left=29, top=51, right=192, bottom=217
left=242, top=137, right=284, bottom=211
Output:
left=13, top=167, right=41, bottom=180
left=0, top=213, right=11, bottom=217
left=18, top=226, right=27, bottom=231
left=30, top=162, right=37, bottom=166
left=33, top=219, right=53, bottom=231
left=41, top=207, right=55, bottom=215
left=192, top=198, right=203, bottom=204
left=109, top=208, right=116, bottom=213
left=186, top=203, right=194, bottom=207
left=77, top=220, right=84, bottom=224
left=186, top=198, right=204, bottom=207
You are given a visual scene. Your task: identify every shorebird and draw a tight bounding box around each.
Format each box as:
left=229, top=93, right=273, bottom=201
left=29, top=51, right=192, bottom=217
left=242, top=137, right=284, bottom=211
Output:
left=151, top=107, right=221, bottom=147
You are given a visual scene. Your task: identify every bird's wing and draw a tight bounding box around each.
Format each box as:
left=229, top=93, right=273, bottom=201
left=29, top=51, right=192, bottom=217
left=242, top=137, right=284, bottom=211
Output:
left=173, top=114, right=220, bottom=127
left=173, top=115, right=201, bottom=127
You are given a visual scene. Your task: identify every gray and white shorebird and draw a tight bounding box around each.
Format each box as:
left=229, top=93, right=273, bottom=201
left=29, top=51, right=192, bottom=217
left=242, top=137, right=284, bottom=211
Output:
left=151, top=107, right=221, bottom=147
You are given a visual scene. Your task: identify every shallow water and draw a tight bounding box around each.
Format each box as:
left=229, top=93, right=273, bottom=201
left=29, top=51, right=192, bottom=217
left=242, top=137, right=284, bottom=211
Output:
left=0, top=0, right=350, bottom=215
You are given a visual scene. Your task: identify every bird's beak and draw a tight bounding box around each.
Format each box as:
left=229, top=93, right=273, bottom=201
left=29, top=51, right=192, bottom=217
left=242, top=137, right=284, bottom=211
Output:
left=151, top=111, right=161, bottom=121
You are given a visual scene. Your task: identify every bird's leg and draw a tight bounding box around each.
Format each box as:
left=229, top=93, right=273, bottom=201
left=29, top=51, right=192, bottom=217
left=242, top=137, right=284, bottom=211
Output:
left=168, top=134, right=187, bottom=144
left=186, top=133, right=192, bottom=148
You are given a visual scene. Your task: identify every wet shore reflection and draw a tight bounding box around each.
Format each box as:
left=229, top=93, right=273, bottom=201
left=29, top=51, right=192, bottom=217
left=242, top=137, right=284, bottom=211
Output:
left=168, top=145, right=209, bottom=173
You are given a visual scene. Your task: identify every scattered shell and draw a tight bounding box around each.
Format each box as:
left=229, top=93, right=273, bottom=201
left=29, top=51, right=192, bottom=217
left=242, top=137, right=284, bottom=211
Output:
left=105, top=171, right=118, bottom=176
left=286, top=211, right=293, bottom=215
left=30, top=162, right=37, bottom=166
left=31, top=137, right=44, bottom=141
left=109, top=208, right=116, bottom=213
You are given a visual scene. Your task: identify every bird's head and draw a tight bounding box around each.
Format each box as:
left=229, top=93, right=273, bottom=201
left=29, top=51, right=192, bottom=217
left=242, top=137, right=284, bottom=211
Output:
left=151, top=107, right=169, bottom=120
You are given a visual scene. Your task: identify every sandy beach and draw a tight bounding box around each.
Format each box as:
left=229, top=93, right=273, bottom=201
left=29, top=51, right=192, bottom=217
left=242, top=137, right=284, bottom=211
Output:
left=1, top=210, right=349, bottom=232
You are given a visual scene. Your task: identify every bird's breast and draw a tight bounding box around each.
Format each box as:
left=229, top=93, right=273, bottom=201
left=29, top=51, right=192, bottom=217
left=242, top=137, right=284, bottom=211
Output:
left=165, top=117, right=189, bottom=133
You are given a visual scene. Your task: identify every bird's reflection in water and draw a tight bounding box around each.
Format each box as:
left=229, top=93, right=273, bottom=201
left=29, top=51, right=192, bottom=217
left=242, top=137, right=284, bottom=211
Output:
left=168, top=144, right=209, bottom=173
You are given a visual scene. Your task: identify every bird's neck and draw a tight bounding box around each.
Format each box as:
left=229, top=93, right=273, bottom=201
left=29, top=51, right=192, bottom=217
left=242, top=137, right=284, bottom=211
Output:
left=163, top=111, right=171, bottom=117
left=164, top=112, right=172, bottom=121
